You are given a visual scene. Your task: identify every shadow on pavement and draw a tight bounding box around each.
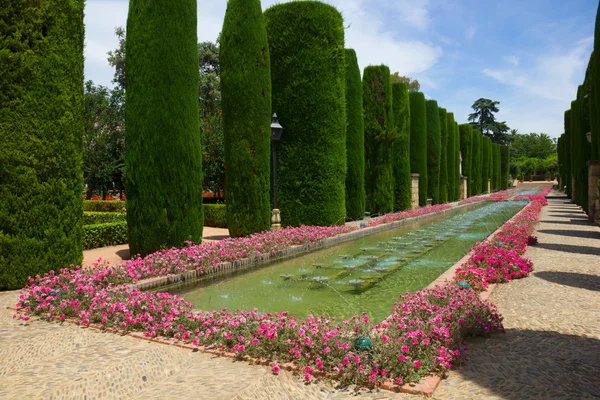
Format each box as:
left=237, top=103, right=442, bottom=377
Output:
left=534, top=271, right=600, bottom=292
left=539, top=219, right=594, bottom=226
left=533, top=243, right=600, bottom=256
left=537, top=229, right=600, bottom=240
left=116, top=248, right=130, bottom=260
left=450, top=329, right=600, bottom=399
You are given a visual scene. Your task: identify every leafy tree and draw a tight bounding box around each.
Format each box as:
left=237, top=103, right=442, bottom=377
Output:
left=468, top=98, right=512, bottom=144
left=107, top=27, right=126, bottom=90
left=391, top=73, right=420, bottom=92
left=509, top=132, right=556, bottom=160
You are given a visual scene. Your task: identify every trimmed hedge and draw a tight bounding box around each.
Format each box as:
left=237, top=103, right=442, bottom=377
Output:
left=446, top=113, right=456, bottom=201
left=221, top=0, right=271, bottom=237
left=481, top=136, right=491, bottom=193
left=409, top=92, right=428, bottom=206
left=492, top=144, right=501, bottom=191
left=83, top=222, right=128, bottom=250
left=363, top=65, right=395, bottom=214
left=84, top=212, right=126, bottom=225
left=83, top=200, right=126, bottom=212
left=392, top=82, right=412, bottom=211
left=344, top=49, right=365, bottom=220
left=0, top=0, right=85, bottom=289
left=426, top=100, right=441, bottom=204
left=204, top=204, right=227, bottom=229
left=595, top=5, right=600, bottom=160
left=564, top=110, right=572, bottom=198
left=125, top=0, right=204, bottom=256
left=500, top=145, right=510, bottom=190
left=438, top=108, right=448, bottom=203
left=577, top=81, right=592, bottom=211
left=471, top=130, right=482, bottom=195
left=265, top=2, right=346, bottom=226
left=459, top=124, right=473, bottom=196
left=453, top=121, right=461, bottom=200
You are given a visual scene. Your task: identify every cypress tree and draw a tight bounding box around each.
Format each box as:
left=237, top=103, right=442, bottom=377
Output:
left=500, top=145, right=510, bottom=190
left=265, top=2, right=346, bottom=226
left=459, top=124, right=473, bottom=196
left=221, top=0, right=272, bottom=237
left=392, top=82, right=412, bottom=211
left=571, top=99, right=582, bottom=206
left=564, top=110, right=572, bottom=198
left=0, top=0, right=84, bottom=289
left=481, top=136, right=491, bottom=193
left=344, top=49, right=365, bottom=220
left=492, top=144, right=501, bottom=191
left=438, top=108, right=448, bottom=203
left=126, top=0, right=204, bottom=255
left=409, top=92, right=428, bottom=206
left=558, top=135, right=566, bottom=190
left=426, top=100, right=441, bottom=204
left=578, top=81, right=592, bottom=212
left=454, top=122, right=461, bottom=200
left=595, top=3, right=600, bottom=160
left=471, top=130, right=482, bottom=195
left=363, top=65, right=395, bottom=214
left=446, top=113, right=456, bottom=201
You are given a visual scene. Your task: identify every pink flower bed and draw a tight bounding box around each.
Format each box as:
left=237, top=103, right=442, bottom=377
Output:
left=13, top=190, right=549, bottom=389
left=366, top=204, right=451, bottom=227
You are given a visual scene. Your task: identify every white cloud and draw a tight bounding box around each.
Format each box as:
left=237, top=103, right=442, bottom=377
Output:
left=465, top=26, right=477, bottom=41
left=389, top=0, right=431, bottom=31
left=504, top=55, right=520, bottom=66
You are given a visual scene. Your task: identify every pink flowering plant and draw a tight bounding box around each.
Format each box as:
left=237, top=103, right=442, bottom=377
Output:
left=13, top=190, right=549, bottom=389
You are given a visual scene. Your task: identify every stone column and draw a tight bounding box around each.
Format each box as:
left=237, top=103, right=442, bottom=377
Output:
left=487, top=178, right=491, bottom=194
left=460, top=176, right=468, bottom=200
left=411, top=173, right=420, bottom=209
left=588, top=160, right=599, bottom=222
left=571, top=176, right=576, bottom=203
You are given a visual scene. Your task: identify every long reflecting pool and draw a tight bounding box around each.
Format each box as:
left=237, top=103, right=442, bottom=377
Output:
left=166, top=201, right=527, bottom=321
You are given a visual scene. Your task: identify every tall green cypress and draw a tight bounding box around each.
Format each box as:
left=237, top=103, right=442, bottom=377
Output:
left=471, top=130, right=482, bottom=195
left=492, top=144, right=501, bottom=191
left=500, top=145, right=510, bottom=190
left=589, top=52, right=599, bottom=161
left=344, top=49, right=365, bottom=220
left=363, top=65, right=395, bottom=214
left=565, top=110, right=572, bottom=198
left=265, top=2, right=346, bottom=226
left=481, top=136, right=491, bottom=193
left=558, top=135, right=566, bottom=190
left=459, top=124, right=473, bottom=196
left=0, top=0, right=84, bottom=289
left=595, top=3, right=600, bottom=160
left=426, top=100, right=441, bottom=204
left=446, top=113, right=456, bottom=201
left=438, top=108, right=448, bottom=203
left=454, top=122, right=461, bottom=200
left=221, top=0, right=271, bottom=237
left=571, top=99, right=582, bottom=206
left=392, top=82, right=412, bottom=211
left=409, top=92, right=428, bottom=206
left=126, top=0, right=204, bottom=255
left=578, top=81, right=592, bottom=212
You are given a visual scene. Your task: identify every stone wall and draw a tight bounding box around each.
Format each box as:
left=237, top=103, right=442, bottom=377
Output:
left=460, top=176, right=468, bottom=200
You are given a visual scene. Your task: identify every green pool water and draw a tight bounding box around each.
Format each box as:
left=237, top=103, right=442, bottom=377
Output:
left=166, top=201, right=526, bottom=322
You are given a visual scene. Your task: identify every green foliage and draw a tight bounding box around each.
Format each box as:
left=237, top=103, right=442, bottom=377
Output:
left=344, top=49, right=365, bottom=219
left=426, top=100, right=441, bottom=204
left=492, top=144, right=501, bottom=191
left=471, top=130, right=482, bottom=195
left=0, top=0, right=85, bottom=289
left=265, top=2, right=346, bottom=226
left=83, top=222, right=128, bottom=250
left=83, top=200, right=126, bottom=212
left=203, top=204, right=228, bottom=228
left=459, top=124, right=473, bottom=196
left=363, top=65, right=395, bottom=214
left=500, top=145, right=510, bottom=190
left=409, top=92, right=428, bottom=206
left=390, top=73, right=420, bottom=92
left=446, top=113, right=456, bottom=201
left=481, top=136, right=490, bottom=193
left=221, top=0, right=271, bottom=237
left=509, top=132, right=556, bottom=160
left=125, top=0, right=204, bottom=255
left=392, top=82, right=412, bottom=211
left=564, top=110, right=572, bottom=197
left=454, top=121, right=461, bottom=200
left=438, top=108, right=448, bottom=203
left=468, top=98, right=511, bottom=145
left=83, top=212, right=126, bottom=225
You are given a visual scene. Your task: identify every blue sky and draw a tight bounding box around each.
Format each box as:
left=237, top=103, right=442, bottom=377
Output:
left=84, top=0, right=598, bottom=138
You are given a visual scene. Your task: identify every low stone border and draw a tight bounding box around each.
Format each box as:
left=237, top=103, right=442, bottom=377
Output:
left=130, top=202, right=484, bottom=292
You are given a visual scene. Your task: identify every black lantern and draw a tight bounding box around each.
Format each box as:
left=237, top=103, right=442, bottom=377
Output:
left=271, top=113, right=283, bottom=142
left=271, top=113, right=283, bottom=219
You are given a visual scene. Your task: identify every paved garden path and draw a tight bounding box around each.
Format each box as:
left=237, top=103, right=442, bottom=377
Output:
left=2, top=190, right=598, bottom=399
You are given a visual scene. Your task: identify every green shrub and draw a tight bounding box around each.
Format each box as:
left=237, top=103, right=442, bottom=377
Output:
left=481, top=136, right=491, bottom=193
left=203, top=204, right=228, bottom=228
left=344, top=49, right=365, bottom=220
left=471, top=130, right=482, bottom=195
left=83, top=222, right=128, bottom=250
left=492, top=144, right=501, bottom=191
left=125, top=0, right=204, bottom=255
left=0, top=0, right=85, bottom=289
left=409, top=92, right=428, bottom=206
left=453, top=121, right=461, bottom=200
left=425, top=100, right=441, bottom=204
left=221, top=0, right=271, bottom=237
left=438, top=108, right=448, bottom=203
left=500, top=145, right=510, bottom=190
left=595, top=6, right=600, bottom=161
left=363, top=65, right=395, bottom=214
left=265, top=2, right=346, bottom=226
left=83, top=200, right=126, bottom=212
left=564, top=109, right=572, bottom=198
left=392, top=82, right=412, bottom=211
left=459, top=124, right=473, bottom=196
left=84, top=212, right=126, bottom=225
left=446, top=113, right=459, bottom=201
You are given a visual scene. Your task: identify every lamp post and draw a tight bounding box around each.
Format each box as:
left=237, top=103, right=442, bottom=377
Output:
left=586, top=131, right=592, bottom=144
left=271, top=113, right=283, bottom=230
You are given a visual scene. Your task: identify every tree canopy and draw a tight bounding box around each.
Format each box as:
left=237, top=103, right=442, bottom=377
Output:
left=391, top=72, right=420, bottom=92
left=468, top=98, right=511, bottom=144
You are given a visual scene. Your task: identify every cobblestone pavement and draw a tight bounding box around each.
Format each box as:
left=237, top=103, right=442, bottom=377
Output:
left=2, top=190, right=598, bottom=399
